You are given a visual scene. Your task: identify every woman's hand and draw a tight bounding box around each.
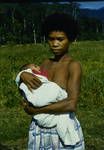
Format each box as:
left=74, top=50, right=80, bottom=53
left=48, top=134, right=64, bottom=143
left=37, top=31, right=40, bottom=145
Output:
left=22, top=100, right=38, bottom=115
left=20, top=72, right=42, bottom=91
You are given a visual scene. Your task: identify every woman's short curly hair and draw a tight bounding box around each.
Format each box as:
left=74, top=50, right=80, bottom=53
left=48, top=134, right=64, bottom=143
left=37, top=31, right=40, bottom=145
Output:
left=41, top=13, right=79, bottom=42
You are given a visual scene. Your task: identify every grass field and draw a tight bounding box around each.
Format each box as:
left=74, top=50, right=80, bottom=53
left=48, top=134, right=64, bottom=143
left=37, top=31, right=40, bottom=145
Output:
left=0, top=41, right=104, bottom=150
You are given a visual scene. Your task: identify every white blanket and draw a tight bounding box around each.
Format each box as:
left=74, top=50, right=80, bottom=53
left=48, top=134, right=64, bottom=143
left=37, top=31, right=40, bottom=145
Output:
left=16, top=69, right=80, bottom=145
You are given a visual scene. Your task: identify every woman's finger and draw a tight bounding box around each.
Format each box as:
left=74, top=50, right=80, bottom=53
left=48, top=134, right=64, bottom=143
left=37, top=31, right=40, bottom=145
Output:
left=27, top=84, right=32, bottom=91
left=22, top=100, right=28, bottom=108
left=32, top=79, right=42, bottom=87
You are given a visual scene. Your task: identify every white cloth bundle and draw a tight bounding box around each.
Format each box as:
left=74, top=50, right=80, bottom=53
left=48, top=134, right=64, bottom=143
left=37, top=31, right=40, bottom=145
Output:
left=16, top=69, right=80, bottom=145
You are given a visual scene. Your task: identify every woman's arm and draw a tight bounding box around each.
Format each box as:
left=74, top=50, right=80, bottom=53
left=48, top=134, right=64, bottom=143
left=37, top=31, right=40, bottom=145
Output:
left=23, top=61, right=82, bottom=115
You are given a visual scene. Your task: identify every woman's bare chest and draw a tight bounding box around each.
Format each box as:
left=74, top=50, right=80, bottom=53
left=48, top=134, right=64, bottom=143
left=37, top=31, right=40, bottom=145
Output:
left=48, top=62, right=69, bottom=89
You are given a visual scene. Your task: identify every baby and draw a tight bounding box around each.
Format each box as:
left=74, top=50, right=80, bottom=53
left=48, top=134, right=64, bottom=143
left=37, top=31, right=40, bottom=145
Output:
left=16, top=64, right=80, bottom=146
left=17, top=63, right=67, bottom=107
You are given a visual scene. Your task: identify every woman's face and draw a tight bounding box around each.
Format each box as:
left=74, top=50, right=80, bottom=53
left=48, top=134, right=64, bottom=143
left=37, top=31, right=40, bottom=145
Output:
left=48, top=31, right=70, bottom=56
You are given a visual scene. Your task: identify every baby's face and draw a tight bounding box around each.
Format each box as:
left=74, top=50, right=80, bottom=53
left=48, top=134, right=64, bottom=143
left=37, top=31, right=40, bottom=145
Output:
left=29, top=64, right=40, bottom=72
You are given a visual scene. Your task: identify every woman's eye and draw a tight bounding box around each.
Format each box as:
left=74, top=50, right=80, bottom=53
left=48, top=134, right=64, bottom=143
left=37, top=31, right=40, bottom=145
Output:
left=57, top=38, right=64, bottom=41
left=49, top=38, right=64, bottom=41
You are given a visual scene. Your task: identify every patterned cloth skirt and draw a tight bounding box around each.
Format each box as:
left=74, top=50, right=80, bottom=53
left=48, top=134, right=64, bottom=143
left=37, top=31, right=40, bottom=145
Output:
left=28, top=113, right=85, bottom=150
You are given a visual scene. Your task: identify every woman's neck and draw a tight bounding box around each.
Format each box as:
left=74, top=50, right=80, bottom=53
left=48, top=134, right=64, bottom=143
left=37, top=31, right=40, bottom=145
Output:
left=54, top=53, right=69, bottom=62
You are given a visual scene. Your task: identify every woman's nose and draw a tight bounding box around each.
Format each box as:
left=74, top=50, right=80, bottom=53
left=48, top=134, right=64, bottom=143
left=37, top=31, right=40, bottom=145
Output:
left=52, top=40, right=59, bottom=46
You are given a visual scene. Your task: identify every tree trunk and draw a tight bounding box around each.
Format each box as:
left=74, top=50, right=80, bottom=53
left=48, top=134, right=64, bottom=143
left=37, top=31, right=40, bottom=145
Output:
left=33, top=28, right=36, bottom=44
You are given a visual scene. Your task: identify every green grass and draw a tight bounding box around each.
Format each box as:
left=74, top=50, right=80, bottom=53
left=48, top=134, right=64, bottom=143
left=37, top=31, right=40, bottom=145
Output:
left=0, top=41, right=104, bottom=149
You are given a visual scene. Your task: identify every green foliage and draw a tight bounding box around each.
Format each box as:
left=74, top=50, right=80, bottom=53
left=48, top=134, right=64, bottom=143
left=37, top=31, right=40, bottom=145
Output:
left=0, top=107, right=30, bottom=149
left=0, top=3, right=104, bottom=44
left=0, top=41, right=104, bottom=149
left=70, top=41, right=104, bottom=108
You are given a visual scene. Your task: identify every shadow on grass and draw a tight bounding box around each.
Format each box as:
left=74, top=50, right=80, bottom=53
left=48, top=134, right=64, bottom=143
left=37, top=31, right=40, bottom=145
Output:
left=0, top=143, right=11, bottom=150
left=0, top=143, right=21, bottom=150
left=86, top=144, right=97, bottom=150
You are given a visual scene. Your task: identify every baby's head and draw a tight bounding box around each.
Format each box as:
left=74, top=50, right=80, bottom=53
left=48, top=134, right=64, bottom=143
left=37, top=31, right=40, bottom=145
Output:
left=20, top=63, right=40, bottom=72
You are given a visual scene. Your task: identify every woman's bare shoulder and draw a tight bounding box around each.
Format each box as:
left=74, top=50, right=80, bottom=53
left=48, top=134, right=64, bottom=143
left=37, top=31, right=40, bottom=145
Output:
left=40, top=58, right=52, bottom=68
left=68, top=59, right=82, bottom=75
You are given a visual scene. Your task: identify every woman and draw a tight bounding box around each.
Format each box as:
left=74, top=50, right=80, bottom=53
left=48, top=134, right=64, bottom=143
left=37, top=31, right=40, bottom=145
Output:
left=20, top=13, right=85, bottom=150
